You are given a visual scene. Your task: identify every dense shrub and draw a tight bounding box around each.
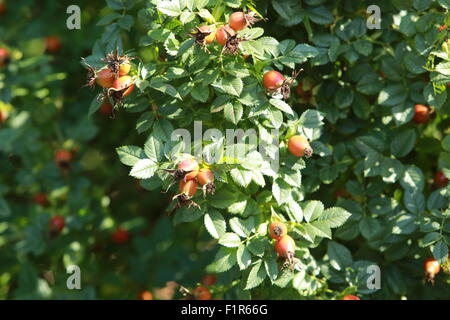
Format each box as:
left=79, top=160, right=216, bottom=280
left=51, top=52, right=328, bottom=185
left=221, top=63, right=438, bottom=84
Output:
left=0, top=0, right=449, bottom=300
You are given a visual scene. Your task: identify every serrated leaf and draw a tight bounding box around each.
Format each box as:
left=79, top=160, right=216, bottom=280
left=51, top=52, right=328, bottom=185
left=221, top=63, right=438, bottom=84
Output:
left=144, top=135, right=163, bottom=162
left=327, top=241, right=353, bottom=271
left=229, top=217, right=254, bottom=238
left=222, top=77, right=243, bottom=97
left=433, top=241, right=449, bottom=263
left=116, top=146, right=145, bottom=166
left=390, top=129, right=417, bottom=158
left=303, top=200, right=324, bottom=222
left=218, top=232, right=241, bottom=247
left=224, top=102, right=243, bottom=124
left=204, top=210, right=226, bottom=239
left=245, top=260, right=266, bottom=290
left=129, top=159, right=157, bottom=179
left=319, top=207, right=351, bottom=228
left=237, top=245, right=252, bottom=270
left=211, top=248, right=237, bottom=273
left=264, top=254, right=279, bottom=282
left=269, top=99, right=294, bottom=115
left=157, top=1, right=182, bottom=16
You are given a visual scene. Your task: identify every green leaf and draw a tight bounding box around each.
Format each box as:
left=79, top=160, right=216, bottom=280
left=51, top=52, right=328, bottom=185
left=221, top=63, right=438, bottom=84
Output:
left=229, top=217, right=255, bottom=238
left=136, top=112, right=154, bottom=134
left=129, top=159, right=157, bottom=179
left=432, top=241, right=449, bottom=263
left=390, top=129, right=417, bottom=158
left=118, top=15, right=134, bottom=31
left=210, top=248, right=237, bottom=273
left=352, top=39, right=372, bottom=56
left=307, top=220, right=332, bottom=239
left=0, top=198, right=11, bottom=218
left=327, top=241, right=353, bottom=271
left=144, top=135, right=163, bottom=162
left=334, top=87, right=354, bottom=108
left=442, top=135, right=450, bottom=152
left=116, top=146, right=145, bottom=166
left=401, top=165, right=425, bottom=192
left=359, top=217, right=383, bottom=240
left=303, top=200, right=324, bottom=222
left=286, top=200, right=303, bottom=223
left=238, top=27, right=264, bottom=40
left=272, top=1, right=304, bottom=27
left=157, top=1, right=182, bottom=16
left=392, top=214, right=417, bottom=235
left=319, top=207, right=351, bottom=228
left=436, top=61, right=450, bottom=76
left=218, top=232, right=242, bottom=247
left=174, top=206, right=204, bottom=224
left=237, top=245, right=252, bottom=270
left=381, top=158, right=404, bottom=183
left=247, top=238, right=266, bottom=257
left=427, top=189, right=449, bottom=210
left=153, top=119, right=175, bottom=142
left=377, top=84, right=407, bottom=106
left=150, top=79, right=181, bottom=99
left=272, top=179, right=291, bottom=205
left=97, top=13, right=121, bottom=26
left=307, top=6, right=334, bottom=25
left=245, top=260, right=266, bottom=290
left=222, top=77, right=243, bottom=97
left=269, top=99, right=294, bottom=115
left=421, top=232, right=441, bottom=247
left=399, top=13, right=417, bottom=37
left=204, top=210, right=226, bottom=239
left=403, top=191, right=425, bottom=215
left=264, top=253, right=279, bottom=282
left=299, top=109, right=324, bottom=128
left=224, top=102, right=243, bottom=124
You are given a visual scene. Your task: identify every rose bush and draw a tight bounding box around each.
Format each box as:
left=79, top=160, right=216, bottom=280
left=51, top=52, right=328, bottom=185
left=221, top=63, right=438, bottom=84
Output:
left=0, top=0, right=448, bottom=300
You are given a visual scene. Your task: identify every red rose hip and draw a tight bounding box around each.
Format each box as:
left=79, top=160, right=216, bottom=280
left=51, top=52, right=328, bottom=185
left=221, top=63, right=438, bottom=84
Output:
left=263, top=70, right=285, bottom=90
left=268, top=221, right=287, bottom=240
left=49, top=215, right=65, bottom=233
left=274, top=235, right=296, bottom=258
left=288, top=135, right=313, bottom=157
left=413, top=104, right=430, bottom=124
left=216, top=25, right=236, bottom=46
left=111, top=228, right=130, bottom=244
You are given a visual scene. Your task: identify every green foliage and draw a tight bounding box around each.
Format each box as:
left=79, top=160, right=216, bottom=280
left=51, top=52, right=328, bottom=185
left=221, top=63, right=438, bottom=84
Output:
left=0, top=0, right=449, bottom=300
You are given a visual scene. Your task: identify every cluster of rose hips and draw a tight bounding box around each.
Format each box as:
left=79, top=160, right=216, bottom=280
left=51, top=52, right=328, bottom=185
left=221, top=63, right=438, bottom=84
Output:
left=166, top=158, right=215, bottom=209
left=84, top=50, right=135, bottom=107
left=190, top=11, right=259, bottom=54
left=269, top=221, right=300, bottom=270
